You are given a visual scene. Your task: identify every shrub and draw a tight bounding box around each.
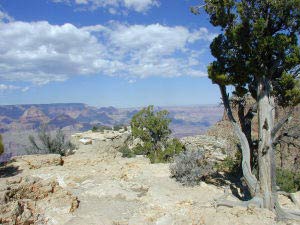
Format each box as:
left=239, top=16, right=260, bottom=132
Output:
left=28, top=126, right=75, bottom=156
left=170, top=149, right=215, bottom=185
left=122, top=138, right=185, bottom=163
left=148, top=138, right=185, bottom=163
left=119, top=145, right=135, bottom=158
left=215, top=151, right=242, bottom=175
left=276, top=168, right=300, bottom=193
left=0, top=134, right=4, bottom=155
left=92, top=126, right=98, bottom=132
left=130, top=105, right=184, bottom=163
left=113, top=124, right=124, bottom=131
left=91, top=125, right=111, bottom=132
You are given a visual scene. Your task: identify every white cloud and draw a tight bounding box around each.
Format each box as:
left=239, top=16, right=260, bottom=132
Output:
left=0, top=84, right=29, bottom=92
left=0, top=21, right=105, bottom=85
left=52, top=0, right=159, bottom=13
left=0, top=20, right=216, bottom=86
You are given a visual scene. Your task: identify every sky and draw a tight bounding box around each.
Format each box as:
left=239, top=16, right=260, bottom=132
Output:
left=0, top=0, right=222, bottom=107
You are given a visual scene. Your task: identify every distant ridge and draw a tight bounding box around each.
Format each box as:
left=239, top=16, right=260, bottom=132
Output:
left=1, top=103, right=223, bottom=155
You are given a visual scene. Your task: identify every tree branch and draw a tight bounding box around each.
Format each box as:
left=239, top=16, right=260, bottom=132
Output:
left=219, top=85, right=259, bottom=196
left=271, top=109, right=294, bottom=139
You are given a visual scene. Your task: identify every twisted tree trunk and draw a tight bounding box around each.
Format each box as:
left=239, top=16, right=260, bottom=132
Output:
left=257, top=77, right=277, bottom=210
left=218, top=82, right=300, bottom=220
left=219, top=85, right=259, bottom=196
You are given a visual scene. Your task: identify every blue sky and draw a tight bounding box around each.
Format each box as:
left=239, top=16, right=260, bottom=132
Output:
left=0, top=0, right=221, bottom=107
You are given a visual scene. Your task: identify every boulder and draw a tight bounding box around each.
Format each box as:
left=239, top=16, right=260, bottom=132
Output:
left=0, top=176, right=79, bottom=225
left=181, top=135, right=228, bottom=162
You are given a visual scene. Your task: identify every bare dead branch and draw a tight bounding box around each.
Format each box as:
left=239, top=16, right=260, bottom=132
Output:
left=272, top=109, right=294, bottom=139
left=219, top=85, right=259, bottom=196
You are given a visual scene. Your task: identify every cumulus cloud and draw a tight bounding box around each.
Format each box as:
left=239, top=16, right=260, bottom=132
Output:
left=0, top=20, right=216, bottom=85
left=52, top=0, right=159, bottom=13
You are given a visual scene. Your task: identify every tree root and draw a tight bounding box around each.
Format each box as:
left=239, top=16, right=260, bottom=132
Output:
left=214, top=196, right=263, bottom=208
left=275, top=201, right=300, bottom=221
left=213, top=189, right=300, bottom=221
left=278, top=191, right=300, bottom=209
left=213, top=188, right=263, bottom=208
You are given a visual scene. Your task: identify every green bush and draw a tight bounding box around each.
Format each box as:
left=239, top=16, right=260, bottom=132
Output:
left=92, top=126, right=98, bottom=132
left=113, top=124, right=125, bottom=131
left=0, top=134, right=4, bottom=155
left=28, top=126, right=75, bottom=156
left=215, top=151, right=242, bottom=175
left=130, top=105, right=184, bottom=163
left=276, top=168, right=300, bottom=193
left=91, top=125, right=111, bottom=132
left=119, top=145, right=135, bottom=158
left=148, top=138, right=185, bottom=163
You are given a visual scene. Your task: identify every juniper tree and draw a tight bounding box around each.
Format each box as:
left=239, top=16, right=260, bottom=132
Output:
left=130, top=105, right=171, bottom=158
left=191, top=0, right=300, bottom=220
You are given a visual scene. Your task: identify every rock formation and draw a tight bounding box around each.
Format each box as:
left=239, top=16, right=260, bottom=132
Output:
left=0, top=129, right=299, bottom=224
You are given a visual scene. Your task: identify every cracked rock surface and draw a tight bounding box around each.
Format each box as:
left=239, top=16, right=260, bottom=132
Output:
left=0, top=131, right=299, bottom=225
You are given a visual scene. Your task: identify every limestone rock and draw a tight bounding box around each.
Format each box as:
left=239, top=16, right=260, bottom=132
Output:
left=0, top=176, right=79, bottom=225
left=0, top=130, right=297, bottom=225
left=181, top=135, right=228, bottom=162
left=10, top=154, right=63, bottom=170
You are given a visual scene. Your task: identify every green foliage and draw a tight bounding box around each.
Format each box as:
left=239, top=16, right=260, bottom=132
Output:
left=128, top=138, right=185, bottom=164
left=205, top=0, right=300, bottom=106
left=128, top=106, right=185, bottom=163
left=92, top=126, right=98, bottom=132
left=113, top=124, right=126, bottom=131
left=276, top=168, right=300, bottom=193
left=28, top=126, right=75, bottom=156
left=274, top=73, right=300, bottom=107
left=147, top=138, right=185, bottom=163
left=215, top=150, right=242, bottom=175
left=0, top=134, right=4, bottom=155
left=119, top=145, right=135, bottom=158
left=131, top=105, right=171, bottom=145
left=91, top=125, right=111, bottom=132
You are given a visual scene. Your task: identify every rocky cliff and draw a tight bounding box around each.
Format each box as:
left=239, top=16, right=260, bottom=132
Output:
left=0, top=130, right=299, bottom=225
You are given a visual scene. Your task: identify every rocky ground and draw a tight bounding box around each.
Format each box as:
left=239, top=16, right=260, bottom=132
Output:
left=0, top=130, right=299, bottom=225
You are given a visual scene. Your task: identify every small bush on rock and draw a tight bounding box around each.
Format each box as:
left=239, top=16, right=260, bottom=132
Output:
left=92, top=125, right=112, bottom=132
left=215, top=151, right=242, bottom=175
left=148, top=138, right=185, bottom=163
left=130, top=105, right=184, bottom=163
left=170, top=149, right=216, bottom=185
left=120, top=145, right=135, bottom=158
left=276, top=168, right=300, bottom=193
left=113, top=124, right=125, bottom=131
left=28, top=126, right=75, bottom=156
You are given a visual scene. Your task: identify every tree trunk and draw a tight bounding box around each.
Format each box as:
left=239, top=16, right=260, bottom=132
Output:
left=257, top=77, right=277, bottom=210
left=237, top=101, right=255, bottom=169
left=219, top=85, right=259, bottom=196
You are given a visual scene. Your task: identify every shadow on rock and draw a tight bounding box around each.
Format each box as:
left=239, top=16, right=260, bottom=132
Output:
left=0, top=164, right=21, bottom=178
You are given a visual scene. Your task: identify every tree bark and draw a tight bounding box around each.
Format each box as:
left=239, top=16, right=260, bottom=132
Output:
left=237, top=100, right=256, bottom=168
left=219, top=85, right=259, bottom=196
left=257, top=77, right=277, bottom=210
